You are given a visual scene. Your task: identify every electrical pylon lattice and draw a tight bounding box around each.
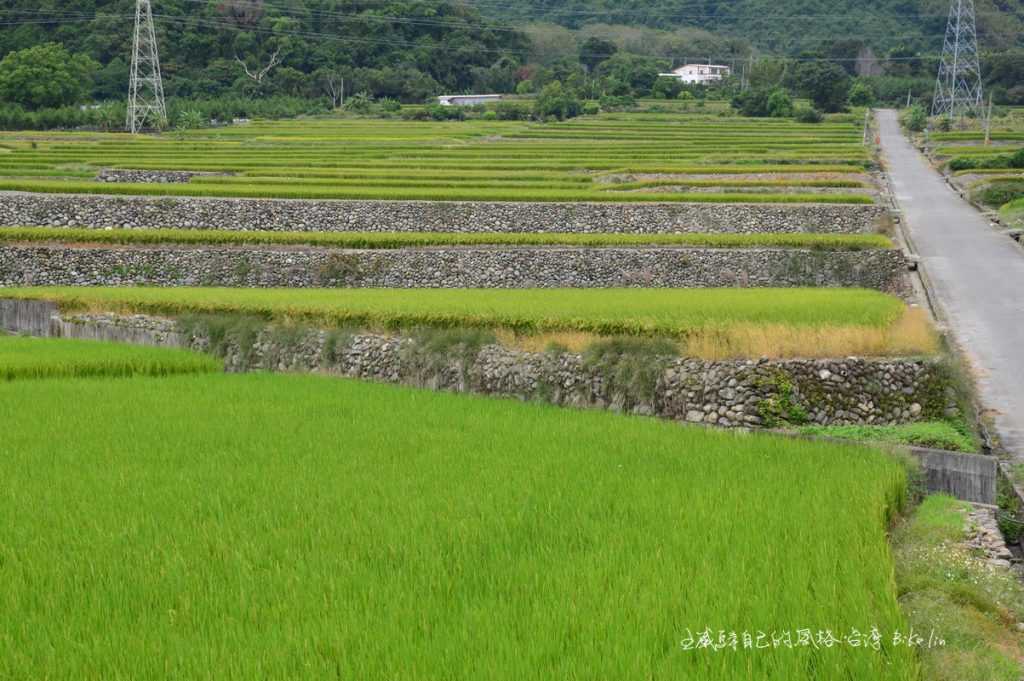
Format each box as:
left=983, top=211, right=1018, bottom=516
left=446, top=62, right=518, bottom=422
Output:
left=932, top=0, right=984, bottom=118
left=126, top=0, right=167, bottom=133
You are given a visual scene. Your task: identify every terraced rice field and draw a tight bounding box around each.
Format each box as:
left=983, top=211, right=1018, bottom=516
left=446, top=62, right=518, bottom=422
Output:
left=0, top=227, right=894, bottom=250
left=0, top=362, right=918, bottom=680
left=0, top=334, right=220, bottom=380
left=7, top=286, right=908, bottom=335
left=5, top=286, right=937, bottom=359
left=0, top=114, right=876, bottom=203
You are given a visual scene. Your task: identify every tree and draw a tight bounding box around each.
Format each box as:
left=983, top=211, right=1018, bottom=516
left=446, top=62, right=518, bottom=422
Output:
left=579, top=37, right=618, bottom=73
left=534, top=81, right=581, bottom=120
left=235, top=48, right=282, bottom=90
left=313, top=68, right=346, bottom=108
left=794, top=61, right=851, bottom=113
left=767, top=88, right=793, bottom=117
left=595, top=53, right=663, bottom=97
left=731, top=88, right=771, bottom=117
left=0, top=43, right=97, bottom=110
left=651, top=76, right=684, bottom=100
left=901, top=105, right=927, bottom=132
left=793, top=105, right=823, bottom=123
left=848, top=80, right=875, bottom=107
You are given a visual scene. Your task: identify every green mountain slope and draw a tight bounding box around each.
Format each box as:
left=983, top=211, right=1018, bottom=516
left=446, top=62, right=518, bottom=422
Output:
left=485, top=0, right=1023, bottom=54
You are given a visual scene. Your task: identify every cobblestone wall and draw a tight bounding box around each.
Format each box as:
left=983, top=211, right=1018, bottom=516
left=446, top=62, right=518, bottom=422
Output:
left=0, top=192, right=886, bottom=234
left=0, top=244, right=910, bottom=293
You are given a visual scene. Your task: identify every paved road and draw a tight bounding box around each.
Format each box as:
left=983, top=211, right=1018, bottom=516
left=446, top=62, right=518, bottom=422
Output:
left=877, top=109, right=1024, bottom=457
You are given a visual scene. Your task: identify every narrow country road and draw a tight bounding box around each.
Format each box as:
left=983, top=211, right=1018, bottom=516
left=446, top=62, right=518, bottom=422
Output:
left=877, top=109, right=1024, bottom=458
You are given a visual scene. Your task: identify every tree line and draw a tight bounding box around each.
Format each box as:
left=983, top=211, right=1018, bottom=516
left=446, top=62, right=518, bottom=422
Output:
left=0, top=1, right=1021, bottom=129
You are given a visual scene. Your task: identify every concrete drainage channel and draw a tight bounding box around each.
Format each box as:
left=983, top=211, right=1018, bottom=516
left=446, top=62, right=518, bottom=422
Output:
left=1, top=297, right=993, bottom=504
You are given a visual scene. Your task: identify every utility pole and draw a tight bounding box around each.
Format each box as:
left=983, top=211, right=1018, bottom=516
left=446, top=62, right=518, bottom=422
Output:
left=906, top=89, right=912, bottom=108
left=932, top=0, right=983, bottom=119
left=862, top=110, right=871, bottom=145
left=984, top=92, right=994, bottom=145
left=126, top=0, right=167, bottom=133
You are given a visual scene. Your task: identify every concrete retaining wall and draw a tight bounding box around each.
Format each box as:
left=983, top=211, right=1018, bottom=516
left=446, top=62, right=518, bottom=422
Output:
left=0, top=192, right=886, bottom=234
left=0, top=244, right=910, bottom=292
left=911, top=447, right=998, bottom=505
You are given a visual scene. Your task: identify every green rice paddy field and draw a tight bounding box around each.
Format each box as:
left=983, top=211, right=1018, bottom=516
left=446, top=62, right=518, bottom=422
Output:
left=0, top=114, right=876, bottom=203
left=5, top=286, right=906, bottom=335
left=0, top=226, right=893, bottom=250
left=0, top=335, right=219, bottom=380
left=0, top=352, right=918, bottom=679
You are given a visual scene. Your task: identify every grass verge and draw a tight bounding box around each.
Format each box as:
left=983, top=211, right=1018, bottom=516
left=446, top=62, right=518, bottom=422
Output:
left=1000, top=197, right=1024, bottom=229
left=798, top=421, right=977, bottom=452
left=893, top=495, right=1024, bottom=681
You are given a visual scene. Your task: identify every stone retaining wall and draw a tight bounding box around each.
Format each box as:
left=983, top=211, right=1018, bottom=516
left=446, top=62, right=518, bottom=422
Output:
left=0, top=299, right=955, bottom=429
left=0, top=244, right=910, bottom=292
left=0, top=192, right=886, bottom=234
left=96, top=169, right=229, bottom=183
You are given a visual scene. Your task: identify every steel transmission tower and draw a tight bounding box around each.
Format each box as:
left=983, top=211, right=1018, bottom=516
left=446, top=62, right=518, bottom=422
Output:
left=126, top=0, right=167, bottom=133
left=931, top=0, right=984, bottom=118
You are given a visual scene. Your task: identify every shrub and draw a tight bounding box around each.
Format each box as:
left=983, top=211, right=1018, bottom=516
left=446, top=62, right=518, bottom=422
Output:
left=974, top=180, right=1024, bottom=208
left=597, top=94, right=635, bottom=111
left=901, top=104, right=927, bottom=132
left=378, top=97, right=401, bottom=113
left=495, top=101, right=531, bottom=120
left=947, top=157, right=978, bottom=172
left=400, top=107, right=430, bottom=121
left=793, top=105, right=824, bottom=123
left=582, top=102, right=600, bottom=116
left=343, top=92, right=375, bottom=113
left=427, top=104, right=464, bottom=121
left=731, top=88, right=771, bottom=117
left=948, top=149, right=1022, bottom=172
left=175, top=109, right=206, bottom=131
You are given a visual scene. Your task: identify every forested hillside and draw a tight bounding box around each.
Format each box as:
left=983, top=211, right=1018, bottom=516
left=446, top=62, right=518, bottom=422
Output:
left=0, top=1, right=528, bottom=100
left=0, top=0, right=1021, bottom=124
left=487, top=0, right=1024, bottom=54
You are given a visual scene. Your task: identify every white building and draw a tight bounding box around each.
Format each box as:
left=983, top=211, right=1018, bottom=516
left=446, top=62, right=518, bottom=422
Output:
left=437, top=94, right=504, bottom=107
left=658, top=64, right=732, bottom=85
